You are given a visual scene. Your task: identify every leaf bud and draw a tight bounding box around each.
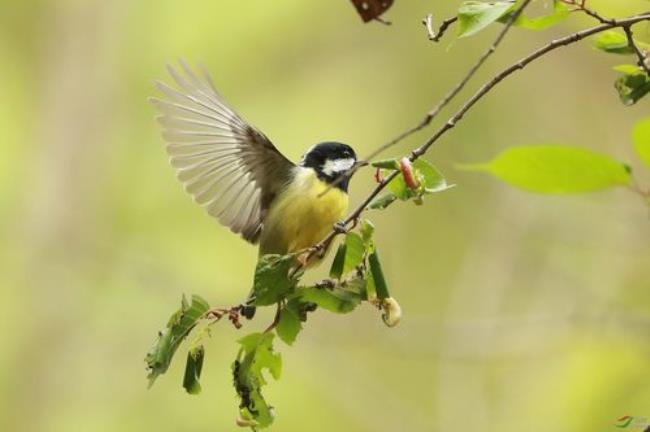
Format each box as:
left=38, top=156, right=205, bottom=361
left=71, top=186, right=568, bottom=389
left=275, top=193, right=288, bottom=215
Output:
left=381, top=297, right=402, bottom=327
left=399, top=157, right=419, bottom=190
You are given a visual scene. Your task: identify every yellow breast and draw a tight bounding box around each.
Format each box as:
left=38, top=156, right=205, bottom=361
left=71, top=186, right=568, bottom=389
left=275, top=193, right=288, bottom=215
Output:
left=259, top=168, right=349, bottom=255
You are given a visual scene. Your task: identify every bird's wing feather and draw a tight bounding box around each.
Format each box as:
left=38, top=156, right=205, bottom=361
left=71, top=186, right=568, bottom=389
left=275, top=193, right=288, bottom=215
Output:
left=151, top=61, right=295, bottom=243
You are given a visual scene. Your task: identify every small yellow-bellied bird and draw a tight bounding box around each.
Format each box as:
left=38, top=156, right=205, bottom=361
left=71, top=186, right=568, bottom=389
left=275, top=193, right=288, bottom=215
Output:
left=151, top=62, right=364, bottom=316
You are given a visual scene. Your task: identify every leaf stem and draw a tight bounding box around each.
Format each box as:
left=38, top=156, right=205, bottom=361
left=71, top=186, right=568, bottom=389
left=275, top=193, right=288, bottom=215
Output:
left=263, top=302, right=283, bottom=334
left=623, top=25, right=650, bottom=76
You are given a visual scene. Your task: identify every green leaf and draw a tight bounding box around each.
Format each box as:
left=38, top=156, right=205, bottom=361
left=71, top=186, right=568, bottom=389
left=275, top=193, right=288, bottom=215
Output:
left=369, top=193, right=398, bottom=210
left=360, top=219, right=375, bottom=245
left=458, top=145, right=632, bottom=193
left=413, top=159, right=452, bottom=193
left=233, top=333, right=282, bottom=429
left=501, top=0, right=568, bottom=31
left=365, top=269, right=377, bottom=301
left=345, top=276, right=369, bottom=301
left=372, top=159, right=451, bottom=209
left=253, top=254, right=296, bottom=306
left=297, top=287, right=362, bottom=314
left=343, top=233, right=365, bottom=275
left=613, top=64, right=642, bottom=75
left=457, top=1, right=514, bottom=38
left=633, top=118, right=650, bottom=168
left=329, top=243, right=346, bottom=279
left=387, top=171, right=411, bottom=199
left=615, top=70, right=650, bottom=106
left=368, top=250, right=390, bottom=300
left=145, top=294, right=210, bottom=386
left=237, top=333, right=282, bottom=384
left=182, top=345, right=205, bottom=395
left=594, top=31, right=634, bottom=54
left=371, top=158, right=400, bottom=170
left=329, top=233, right=368, bottom=279
left=276, top=304, right=302, bottom=346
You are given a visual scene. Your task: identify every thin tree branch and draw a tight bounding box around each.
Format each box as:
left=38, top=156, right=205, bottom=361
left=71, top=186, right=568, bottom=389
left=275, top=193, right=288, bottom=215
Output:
left=364, top=0, right=533, bottom=164
left=559, top=0, right=614, bottom=25
left=263, top=302, right=283, bottom=333
left=296, top=12, right=650, bottom=272
left=623, top=25, right=650, bottom=76
left=325, top=0, right=530, bottom=194
left=422, top=14, right=458, bottom=43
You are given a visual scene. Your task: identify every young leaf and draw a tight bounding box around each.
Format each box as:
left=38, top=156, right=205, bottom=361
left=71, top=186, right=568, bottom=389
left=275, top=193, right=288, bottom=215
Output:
left=457, top=1, right=514, bottom=38
left=594, top=31, right=631, bottom=54
left=369, top=193, right=397, bottom=210
left=387, top=171, right=411, bottom=199
left=632, top=118, right=650, bottom=168
left=365, top=269, right=378, bottom=301
left=329, top=243, right=347, bottom=279
left=502, top=0, right=568, bottom=31
left=373, top=159, right=451, bottom=209
left=593, top=31, right=635, bottom=54
left=368, top=250, right=390, bottom=300
left=343, top=233, right=365, bottom=275
left=145, top=294, right=210, bottom=386
left=613, top=64, right=643, bottom=75
left=253, top=254, right=296, bottom=306
left=458, top=145, right=632, bottom=193
left=371, top=158, right=400, bottom=170
left=615, top=71, right=650, bottom=106
left=182, top=345, right=205, bottom=395
left=276, top=304, right=302, bottom=346
left=360, top=219, right=375, bottom=245
left=413, top=159, right=451, bottom=193
left=297, top=287, right=362, bottom=314
left=233, top=333, right=282, bottom=429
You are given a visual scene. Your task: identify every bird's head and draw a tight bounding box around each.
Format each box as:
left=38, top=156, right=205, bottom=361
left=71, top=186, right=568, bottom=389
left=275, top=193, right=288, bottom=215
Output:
left=300, top=141, right=365, bottom=191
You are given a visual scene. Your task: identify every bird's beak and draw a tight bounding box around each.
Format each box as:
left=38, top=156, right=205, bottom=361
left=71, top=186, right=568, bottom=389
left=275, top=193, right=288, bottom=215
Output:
left=355, top=160, right=369, bottom=168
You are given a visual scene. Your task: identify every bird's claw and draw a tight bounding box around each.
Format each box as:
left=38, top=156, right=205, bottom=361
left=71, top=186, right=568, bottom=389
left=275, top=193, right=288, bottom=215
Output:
left=297, top=252, right=310, bottom=268
left=315, top=279, right=336, bottom=290
left=333, top=221, right=348, bottom=234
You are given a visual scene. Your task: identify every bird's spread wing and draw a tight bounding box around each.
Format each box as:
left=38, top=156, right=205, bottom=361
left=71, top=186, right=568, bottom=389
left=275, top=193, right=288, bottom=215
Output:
left=151, top=61, right=295, bottom=243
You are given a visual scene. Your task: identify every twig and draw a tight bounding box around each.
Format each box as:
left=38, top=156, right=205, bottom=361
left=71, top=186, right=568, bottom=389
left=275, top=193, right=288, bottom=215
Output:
left=206, top=304, right=244, bottom=329
left=559, top=0, right=614, bottom=24
left=263, top=302, right=283, bottom=333
left=628, top=177, right=650, bottom=211
left=323, top=0, right=529, bottom=194
left=422, top=14, right=458, bottom=42
left=364, top=0, right=533, bottom=164
left=295, top=12, right=650, bottom=273
left=623, top=25, right=650, bottom=76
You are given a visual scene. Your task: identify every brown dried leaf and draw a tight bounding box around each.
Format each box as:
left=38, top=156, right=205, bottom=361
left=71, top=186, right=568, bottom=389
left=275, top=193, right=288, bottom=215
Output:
left=350, top=0, right=394, bottom=23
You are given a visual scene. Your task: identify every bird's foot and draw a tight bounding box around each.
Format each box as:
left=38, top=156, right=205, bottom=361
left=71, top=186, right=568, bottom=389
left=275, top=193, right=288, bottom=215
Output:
left=333, top=221, right=348, bottom=234
left=296, top=251, right=312, bottom=268
left=315, top=278, right=336, bottom=290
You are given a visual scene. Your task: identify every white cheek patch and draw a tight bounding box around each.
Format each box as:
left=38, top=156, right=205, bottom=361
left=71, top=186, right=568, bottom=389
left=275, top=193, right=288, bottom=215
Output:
left=321, top=158, right=356, bottom=176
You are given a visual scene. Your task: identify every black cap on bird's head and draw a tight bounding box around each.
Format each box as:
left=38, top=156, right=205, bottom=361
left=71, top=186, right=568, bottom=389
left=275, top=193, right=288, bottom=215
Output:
left=300, top=141, right=364, bottom=191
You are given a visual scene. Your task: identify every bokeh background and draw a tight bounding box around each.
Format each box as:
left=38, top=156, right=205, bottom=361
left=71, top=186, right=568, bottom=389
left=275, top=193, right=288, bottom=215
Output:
left=2, top=0, right=650, bottom=431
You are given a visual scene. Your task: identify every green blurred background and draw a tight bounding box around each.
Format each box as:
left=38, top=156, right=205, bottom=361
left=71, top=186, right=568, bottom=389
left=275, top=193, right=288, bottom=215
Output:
left=2, top=0, right=650, bottom=431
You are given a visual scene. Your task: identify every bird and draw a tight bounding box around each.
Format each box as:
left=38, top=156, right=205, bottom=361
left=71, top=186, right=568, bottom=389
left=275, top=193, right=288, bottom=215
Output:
left=150, top=61, right=364, bottom=315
